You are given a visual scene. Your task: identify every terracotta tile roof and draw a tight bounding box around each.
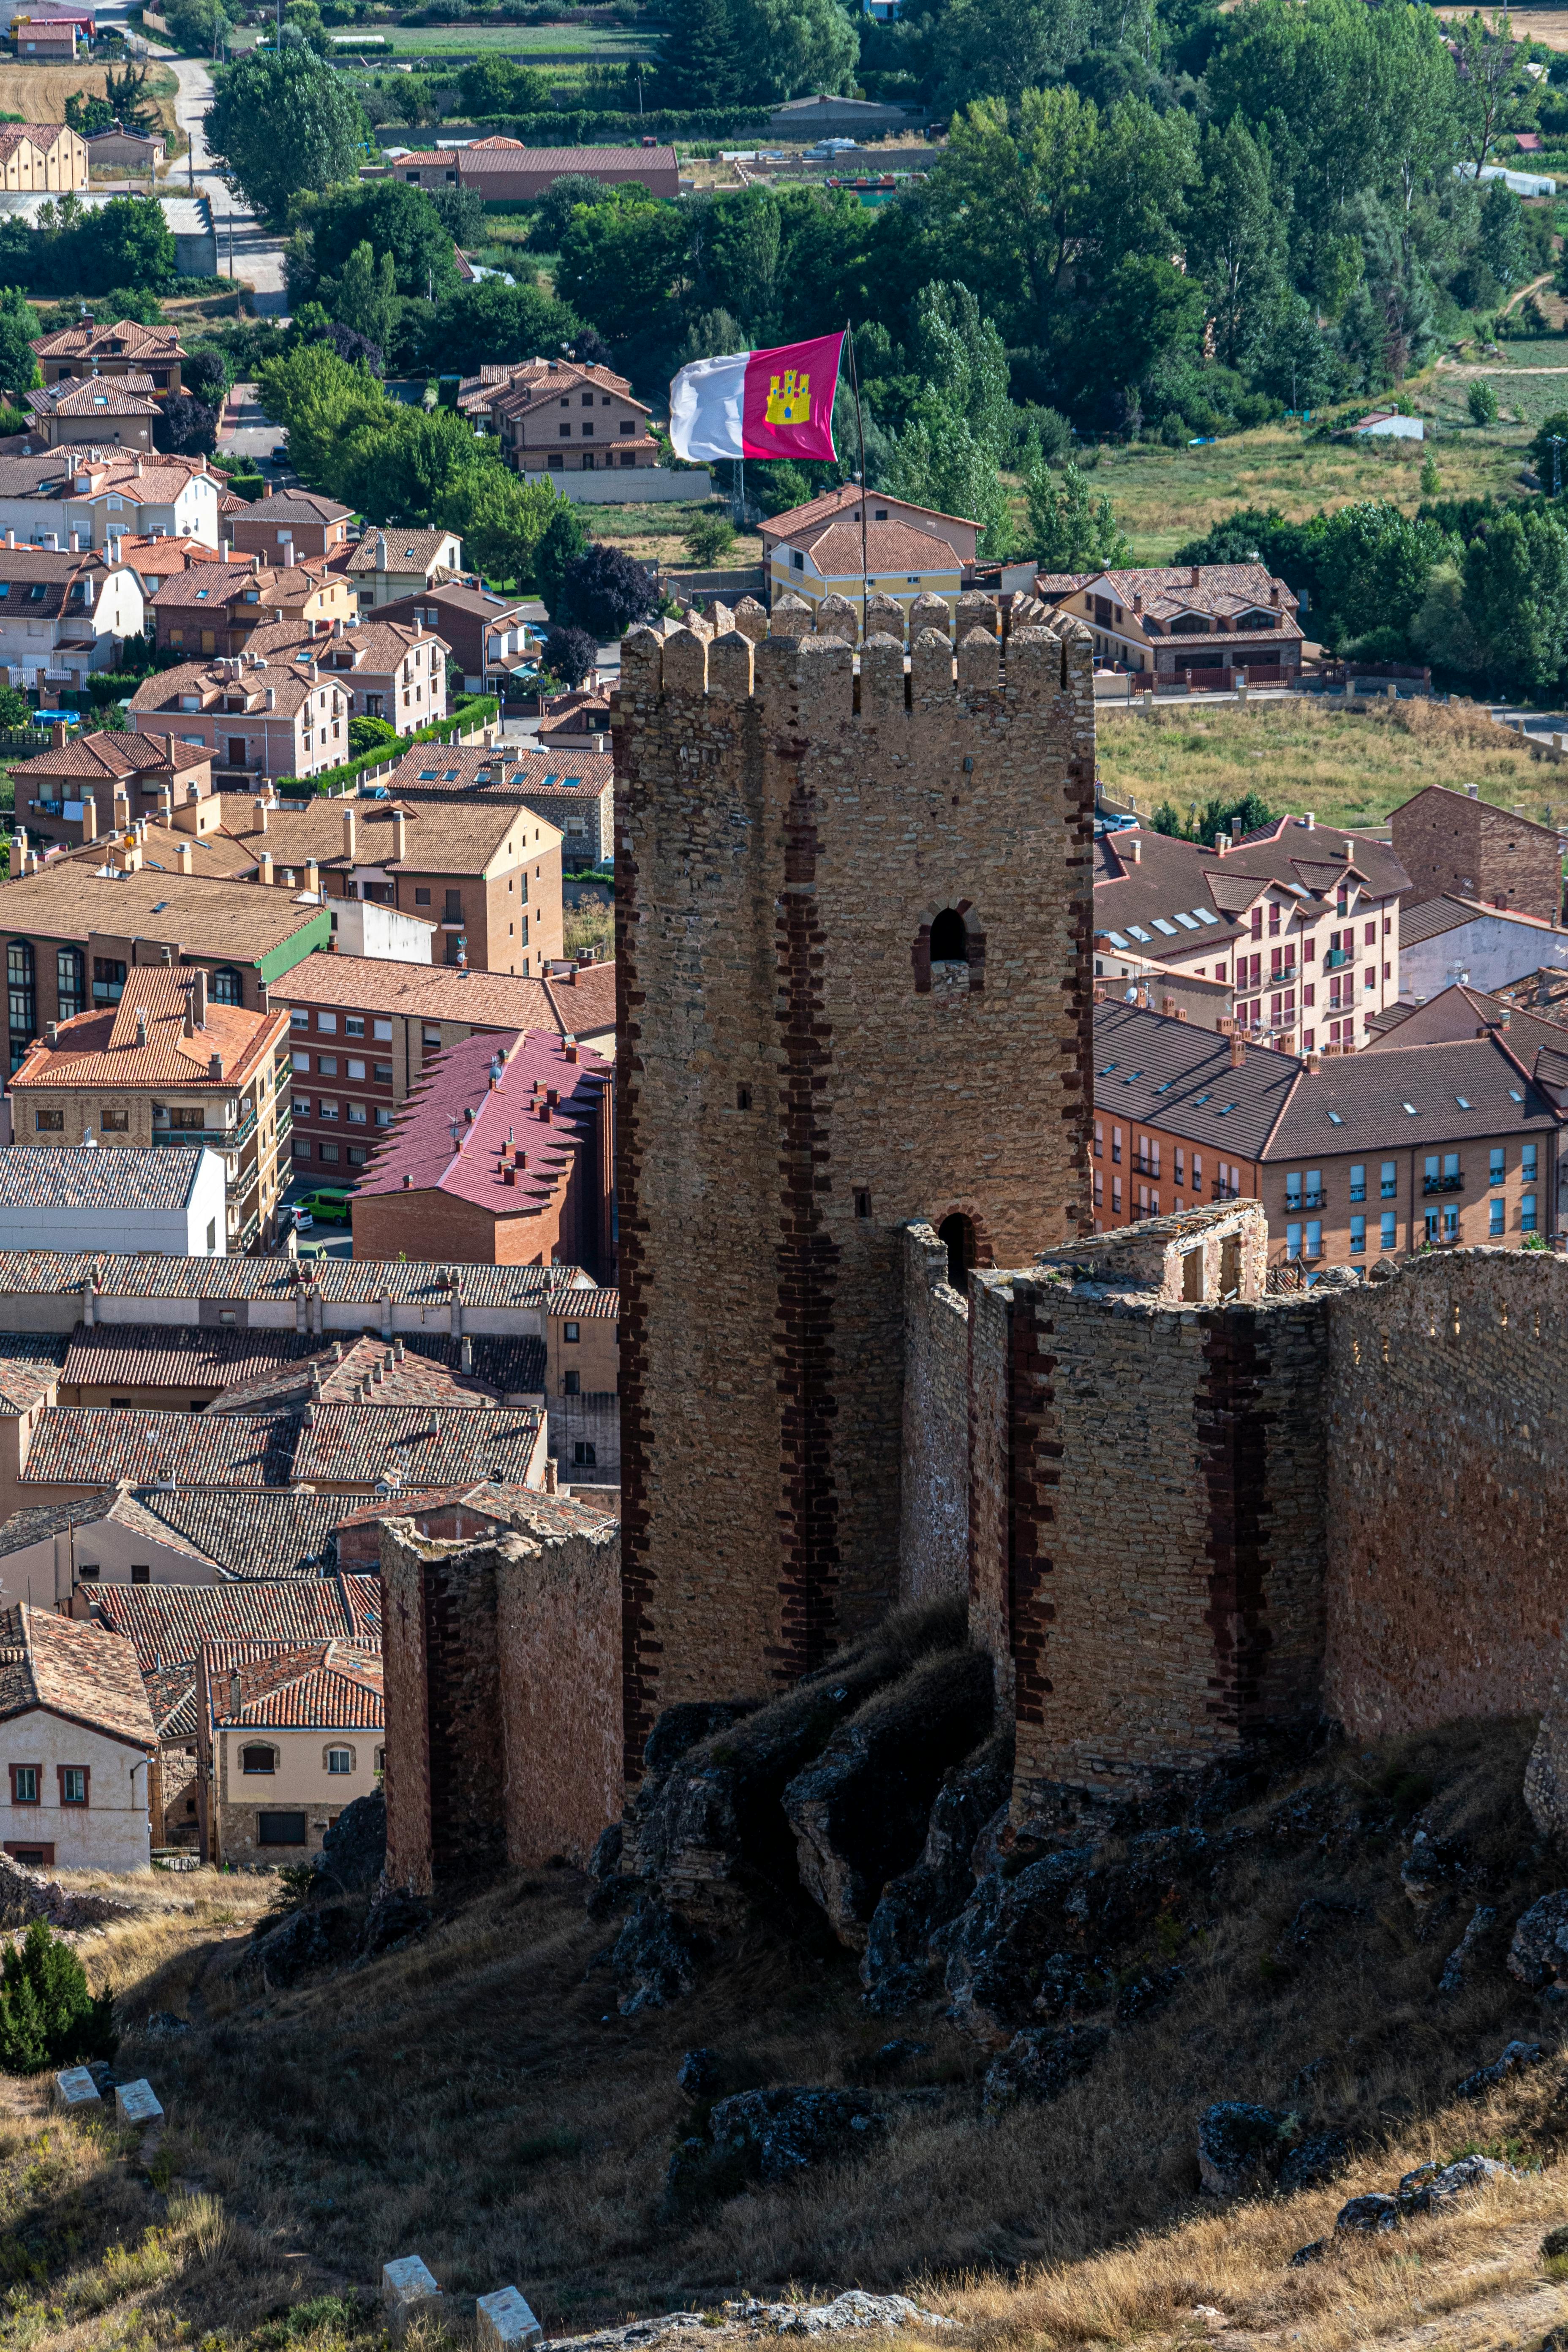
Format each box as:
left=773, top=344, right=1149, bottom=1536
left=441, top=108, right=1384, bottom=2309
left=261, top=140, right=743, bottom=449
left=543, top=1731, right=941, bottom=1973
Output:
left=1228, top=813, right=1410, bottom=902
left=205, top=1637, right=383, bottom=1730
left=357, top=1027, right=610, bottom=1215
left=338, top=1482, right=614, bottom=1539
left=762, top=482, right=978, bottom=540
left=32, top=320, right=187, bottom=364
left=9, top=965, right=289, bottom=1097
left=0, top=124, right=80, bottom=163
left=14, top=728, right=210, bottom=784
left=0, top=859, right=325, bottom=960
left=1038, top=562, right=1304, bottom=638
left=208, top=1330, right=506, bottom=1411
left=19, top=1400, right=543, bottom=1492
left=238, top=491, right=351, bottom=526
left=0, top=1142, right=212, bottom=1210
left=1093, top=817, right=1410, bottom=956
left=90, top=1570, right=381, bottom=1671
left=555, top=1286, right=617, bottom=1319
left=122, top=535, right=226, bottom=588
left=0, top=1334, right=67, bottom=1412
left=133, top=619, right=446, bottom=726
left=0, top=1251, right=568, bottom=1307
left=147, top=1660, right=197, bottom=1740
left=212, top=792, right=538, bottom=879
left=61, top=1317, right=544, bottom=1405
left=0, top=544, right=137, bottom=620
left=0, top=1603, right=155, bottom=1748
left=0, top=450, right=216, bottom=507
left=390, top=743, right=611, bottom=798
left=0, top=1482, right=362, bottom=1582
left=1265, top=1031, right=1561, bottom=1160
left=137, top=825, right=258, bottom=883
left=149, top=559, right=332, bottom=612
left=275, top=947, right=567, bottom=1029
left=343, top=529, right=461, bottom=573
left=789, top=517, right=965, bottom=580
left=27, top=376, right=160, bottom=420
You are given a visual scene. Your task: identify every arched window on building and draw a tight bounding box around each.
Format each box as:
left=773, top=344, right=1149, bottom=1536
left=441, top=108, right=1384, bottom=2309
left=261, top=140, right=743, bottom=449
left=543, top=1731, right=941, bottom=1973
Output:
left=928, top=907, right=969, bottom=965
left=938, top=1212, right=977, bottom=1291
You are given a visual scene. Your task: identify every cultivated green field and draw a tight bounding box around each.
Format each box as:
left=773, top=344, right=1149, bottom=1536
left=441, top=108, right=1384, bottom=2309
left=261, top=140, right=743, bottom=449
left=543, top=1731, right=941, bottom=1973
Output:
left=368, top=23, right=654, bottom=52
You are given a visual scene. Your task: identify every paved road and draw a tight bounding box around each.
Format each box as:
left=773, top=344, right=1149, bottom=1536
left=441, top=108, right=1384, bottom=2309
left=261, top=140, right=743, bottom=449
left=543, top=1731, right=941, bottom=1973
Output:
left=218, top=383, right=283, bottom=462
left=166, top=55, right=289, bottom=314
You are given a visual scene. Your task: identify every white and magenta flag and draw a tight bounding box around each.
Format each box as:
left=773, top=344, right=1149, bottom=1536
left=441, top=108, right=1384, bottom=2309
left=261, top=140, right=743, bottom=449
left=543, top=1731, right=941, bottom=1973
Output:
left=669, top=330, right=844, bottom=464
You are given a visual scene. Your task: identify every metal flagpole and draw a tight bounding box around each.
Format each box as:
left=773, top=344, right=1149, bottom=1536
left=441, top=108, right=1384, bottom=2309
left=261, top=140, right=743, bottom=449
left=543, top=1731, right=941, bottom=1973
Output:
left=847, top=321, right=869, bottom=638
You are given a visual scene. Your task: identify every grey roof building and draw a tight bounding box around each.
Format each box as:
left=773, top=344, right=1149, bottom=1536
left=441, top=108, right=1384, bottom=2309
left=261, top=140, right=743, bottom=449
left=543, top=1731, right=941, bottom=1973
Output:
left=0, top=1143, right=226, bottom=1258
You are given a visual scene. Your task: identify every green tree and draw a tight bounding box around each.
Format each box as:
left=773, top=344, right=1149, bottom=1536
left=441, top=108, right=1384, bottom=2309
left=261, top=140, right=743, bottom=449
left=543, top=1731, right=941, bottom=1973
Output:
left=1411, top=562, right=1484, bottom=677
left=883, top=280, right=1016, bottom=553
left=256, top=339, right=387, bottom=498
left=1315, top=499, right=1448, bottom=645
left=727, top=0, right=857, bottom=101
left=0, top=1919, right=117, bottom=2076
left=529, top=173, right=617, bottom=253
left=1465, top=505, right=1568, bottom=692
left=1186, top=116, right=1285, bottom=372
left=1154, top=788, right=1277, bottom=841
left=1451, top=8, right=1538, bottom=176
left=165, top=0, right=231, bottom=54
left=321, top=240, right=397, bottom=346
left=1469, top=378, right=1500, bottom=425
left=337, top=404, right=490, bottom=527
left=423, top=278, right=580, bottom=376
left=656, top=0, right=740, bottom=107
left=282, top=0, right=329, bottom=53
left=79, top=196, right=175, bottom=291
left=694, top=189, right=782, bottom=343
left=1531, top=409, right=1568, bottom=489
left=64, top=90, right=113, bottom=134
left=295, top=180, right=458, bottom=305
left=555, top=196, right=689, bottom=346
left=103, top=60, right=161, bottom=135
left=534, top=501, right=590, bottom=615
left=929, top=0, right=1086, bottom=111
left=685, top=511, right=736, bottom=566
left=0, top=288, right=40, bottom=400
left=456, top=54, right=547, bottom=115
left=1026, top=454, right=1131, bottom=569
left=204, top=49, right=370, bottom=231
left=348, top=713, right=400, bottom=755
left=443, top=465, right=561, bottom=585
left=1478, top=177, right=1527, bottom=292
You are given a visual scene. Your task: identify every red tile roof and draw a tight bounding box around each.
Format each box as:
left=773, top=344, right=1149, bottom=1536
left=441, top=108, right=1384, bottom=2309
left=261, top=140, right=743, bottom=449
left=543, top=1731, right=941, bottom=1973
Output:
left=204, top=1637, right=383, bottom=1729
left=8, top=964, right=289, bottom=1099
left=21, top=1402, right=544, bottom=1492
left=89, top=1570, right=381, bottom=1672
left=0, top=1603, right=155, bottom=1747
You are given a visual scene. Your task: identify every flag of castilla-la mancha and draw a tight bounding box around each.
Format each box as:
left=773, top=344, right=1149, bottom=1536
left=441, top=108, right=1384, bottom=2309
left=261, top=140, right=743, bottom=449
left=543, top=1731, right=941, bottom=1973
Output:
left=668, top=331, right=844, bottom=464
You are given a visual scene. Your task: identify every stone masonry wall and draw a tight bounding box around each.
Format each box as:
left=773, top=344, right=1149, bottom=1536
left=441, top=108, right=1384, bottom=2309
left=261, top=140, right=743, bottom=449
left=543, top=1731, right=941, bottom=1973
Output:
left=1323, top=1250, right=1568, bottom=1737
left=381, top=1519, right=435, bottom=1894
left=380, top=1519, right=507, bottom=1893
left=497, top=1514, right=623, bottom=1867
left=898, top=1222, right=969, bottom=1606
left=1390, top=786, right=1563, bottom=926
left=615, top=599, right=1095, bottom=1781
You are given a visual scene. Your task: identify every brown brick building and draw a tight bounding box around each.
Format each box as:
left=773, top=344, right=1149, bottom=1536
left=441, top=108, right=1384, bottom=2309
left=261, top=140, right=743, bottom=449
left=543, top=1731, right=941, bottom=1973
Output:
left=1390, top=781, right=1565, bottom=925
left=615, top=589, right=1095, bottom=1764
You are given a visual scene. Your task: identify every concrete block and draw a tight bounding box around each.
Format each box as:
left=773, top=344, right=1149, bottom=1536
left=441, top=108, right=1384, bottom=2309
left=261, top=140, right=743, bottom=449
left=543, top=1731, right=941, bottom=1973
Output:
left=53, top=2066, right=100, bottom=2110
left=477, top=2287, right=544, bottom=2351
left=114, top=2079, right=163, bottom=2125
left=383, top=2256, right=443, bottom=2338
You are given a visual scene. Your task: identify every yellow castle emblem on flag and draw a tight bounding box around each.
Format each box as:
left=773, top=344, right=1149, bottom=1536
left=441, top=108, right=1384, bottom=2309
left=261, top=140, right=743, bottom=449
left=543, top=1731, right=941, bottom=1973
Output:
left=765, top=369, right=811, bottom=425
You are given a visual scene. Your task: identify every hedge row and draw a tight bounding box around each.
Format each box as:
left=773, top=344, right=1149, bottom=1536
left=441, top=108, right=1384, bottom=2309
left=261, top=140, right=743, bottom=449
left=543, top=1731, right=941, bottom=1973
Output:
left=455, top=107, right=772, bottom=144
left=277, top=694, right=500, bottom=799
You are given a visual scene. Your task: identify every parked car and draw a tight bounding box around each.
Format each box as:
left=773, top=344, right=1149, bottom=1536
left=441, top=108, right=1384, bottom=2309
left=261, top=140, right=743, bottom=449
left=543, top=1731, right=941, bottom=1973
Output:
left=270, top=443, right=288, bottom=460
left=294, top=1187, right=352, bottom=1226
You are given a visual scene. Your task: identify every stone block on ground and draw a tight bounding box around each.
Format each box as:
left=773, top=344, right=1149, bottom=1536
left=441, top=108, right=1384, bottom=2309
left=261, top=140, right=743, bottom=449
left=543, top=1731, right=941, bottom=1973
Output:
left=1457, top=2039, right=1541, bottom=2097
left=383, top=2256, right=443, bottom=2338
left=53, top=2066, right=100, bottom=2110
left=476, top=2287, right=543, bottom=2351
left=114, top=2079, right=163, bottom=2125
left=1335, top=2193, right=1400, bottom=2233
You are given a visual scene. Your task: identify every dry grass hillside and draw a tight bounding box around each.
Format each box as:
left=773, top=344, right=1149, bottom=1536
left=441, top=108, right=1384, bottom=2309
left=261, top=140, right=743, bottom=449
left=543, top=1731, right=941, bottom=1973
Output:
left=1098, top=697, right=1564, bottom=836
left=5, top=1720, right=1568, bottom=2352
left=0, top=63, right=181, bottom=144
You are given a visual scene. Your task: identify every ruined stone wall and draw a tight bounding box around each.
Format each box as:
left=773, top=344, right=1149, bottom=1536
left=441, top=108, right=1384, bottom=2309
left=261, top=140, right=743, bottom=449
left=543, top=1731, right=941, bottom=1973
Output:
left=615, top=602, right=1094, bottom=1780
left=1324, top=1251, right=1568, bottom=1738
left=380, top=1520, right=506, bottom=1893
left=898, top=1222, right=970, bottom=1605
left=497, top=1515, right=623, bottom=1867
left=381, top=1520, right=434, bottom=1894
left=959, top=1206, right=1331, bottom=1807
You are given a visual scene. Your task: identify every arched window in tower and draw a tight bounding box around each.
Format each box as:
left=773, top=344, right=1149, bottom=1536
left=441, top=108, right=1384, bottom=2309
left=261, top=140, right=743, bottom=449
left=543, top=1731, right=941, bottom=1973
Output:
left=928, top=906, right=968, bottom=965
left=939, top=1212, right=977, bottom=1290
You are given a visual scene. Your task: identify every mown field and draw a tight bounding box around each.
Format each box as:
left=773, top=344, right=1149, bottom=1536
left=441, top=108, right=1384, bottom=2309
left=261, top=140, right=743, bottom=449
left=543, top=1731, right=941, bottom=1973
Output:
left=0, top=60, right=181, bottom=141
left=1097, top=697, right=1565, bottom=835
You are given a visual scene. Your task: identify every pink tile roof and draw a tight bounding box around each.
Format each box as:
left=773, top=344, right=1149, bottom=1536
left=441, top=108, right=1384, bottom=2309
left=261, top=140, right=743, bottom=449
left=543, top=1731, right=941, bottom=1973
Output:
left=356, top=1027, right=610, bottom=1215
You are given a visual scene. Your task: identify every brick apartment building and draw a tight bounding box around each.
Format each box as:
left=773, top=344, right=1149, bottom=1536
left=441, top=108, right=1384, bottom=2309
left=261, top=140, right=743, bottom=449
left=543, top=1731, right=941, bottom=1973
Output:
left=1092, top=999, right=1562, bottom=1267
left=13, top=727, right=213, bottom=855
left=459, top=358, right=659, bottom=482
left=387, top=741, right=613, bottom=871
left=226, top=488, right=353, bottom=565
left=375, top=583, right=533, bottom=697
left=1095, top=814, right=1410, bottom=1053
left=0, top=862, right=328, bottom=1073
left=351, top=1028, right=614, bottom=1274
left=1390, top=781, right=1566, bottom=926
left=274, top=951, right=613, bottom=1178
left=216, top=795, right=563, bottom=974
left=333, top=528, right=462, bottom=612
left=24, top=374, right=161, bottom=452
left=8, top=964, right=293, bottom=1252
left=149, top=559, right=356, bottom=658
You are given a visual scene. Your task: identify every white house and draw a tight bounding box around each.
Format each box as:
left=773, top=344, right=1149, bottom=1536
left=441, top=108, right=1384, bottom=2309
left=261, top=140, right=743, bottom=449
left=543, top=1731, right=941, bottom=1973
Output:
left=1399, top=894, right=1568, bottom=1001
left=0, top=1604, right=155, bottom=1871
left=0, top=449, right=223, bottom=554
left=0, top=1145, right=226, bottom=1257
left=0, top=543, right=144, bottom=689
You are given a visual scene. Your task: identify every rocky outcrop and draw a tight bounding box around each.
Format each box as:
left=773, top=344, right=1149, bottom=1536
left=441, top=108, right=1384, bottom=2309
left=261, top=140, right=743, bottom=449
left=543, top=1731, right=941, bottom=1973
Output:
left=1336, top=2193, right=1399, bottom=2233
left=244, top=1903, right=359, bottom=1985
left=626, top=1600, right=972, bottom=1925
left=980, top=2025, right=1108, bottom=2118
left=1197, top=2103, right=1290, bottom=2198
left=860, top=1734, right=1013, bottom=2014
left=312, top=1789, right=385, bottom=1893
left=1507, top=1889, right=1568, bottom=1988
left=1457, top=2039, right=1541, bottom=2096
left=1399, top=2154, right=1516, bottom=2211
left=707, top=2087, right=889, bottom=2183
left=612, top=1896, right=703, bottom=2014
left=783, top=1650, right=996, bottom=1952
left=0, top=1851, right=129, bottom=1933
left=1278, top=2132, right=1348, bottom=2194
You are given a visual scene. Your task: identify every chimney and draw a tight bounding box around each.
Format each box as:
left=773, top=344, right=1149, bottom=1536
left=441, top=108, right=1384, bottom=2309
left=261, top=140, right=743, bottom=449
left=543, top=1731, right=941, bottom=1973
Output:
left=1231, top=816, right=1243, bottom=844
left=81, top=795, right=95, bottom=841
left=391, top=807, right=406, bottom=861
left=544, top=1458, right=558, bottom=1494
left=193, top=968, right=207, bottom=1029
left=1214, top=833, right=1227, bottom=857
left=1270, top=583, right=1280, bottom=607
left=1125, top=835, right=1141, bottom=865
left=342, top=806, right=357, bottom=861
left=259, top=848, right=273, bottom=887
left=1160, top=994, right=1177, bottom=1018
left=1133, top=591, right=1143, bottom=615
left=1302, top=811, right=1315, bottom=830
left=135, top=1008, right=146, bottom=1046
left=253, top=797, right=267, bottom=833
left=44, top=1021, right=56, bottom=1045
left=1230, top=1029, right=1247, bottom=1067
left=1304, top=1051, right=1320, bottom=1073
left=50, top=721, right=67, bottom=749
left=264, top=686, right=275, bottom=711
left=229, top=1669, right=241, bottom=1716
left=68, top=529, right=78, bottom=553
left=305, top=856, right=319, bottom=895
left=1190, top=565, right=1200, bottom=587
left=177, top=839, right=192, bottom=874
left=208, top=1051, right=223, bottom=1081
left=460, top=1334, right=473, bottom=1372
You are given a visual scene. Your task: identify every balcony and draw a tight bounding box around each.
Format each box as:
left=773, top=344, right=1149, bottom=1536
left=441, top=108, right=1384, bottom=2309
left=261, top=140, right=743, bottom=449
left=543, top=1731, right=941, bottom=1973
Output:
left=1212, top=1180, right=1243, bottom=1202
left=152, top=1108, right=258, bottom=1156
left=1324, top=948, right=1350, bottom=970
left=1285, top=1190, right=1326, bottom=1212
left=1423, top=1173, right=1465, bottom=1195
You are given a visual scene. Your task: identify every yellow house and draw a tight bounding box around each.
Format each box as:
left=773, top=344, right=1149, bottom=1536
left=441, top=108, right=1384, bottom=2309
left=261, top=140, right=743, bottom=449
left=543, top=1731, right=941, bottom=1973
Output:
left=768, top=514, right=964, bottom=634
left=0, top=121, right=88, bottom=189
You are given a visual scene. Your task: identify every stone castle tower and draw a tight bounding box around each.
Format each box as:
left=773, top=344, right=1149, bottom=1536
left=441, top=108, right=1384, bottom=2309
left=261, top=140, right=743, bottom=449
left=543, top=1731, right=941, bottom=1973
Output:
left=612, top=591, right=1096, bottom=1781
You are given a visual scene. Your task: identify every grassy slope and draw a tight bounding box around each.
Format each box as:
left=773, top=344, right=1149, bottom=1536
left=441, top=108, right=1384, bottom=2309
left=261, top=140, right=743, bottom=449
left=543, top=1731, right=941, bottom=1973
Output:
left=1097, top=697, right=1568, bottom=835
left=10, top=1718, right=1568, bottom=2352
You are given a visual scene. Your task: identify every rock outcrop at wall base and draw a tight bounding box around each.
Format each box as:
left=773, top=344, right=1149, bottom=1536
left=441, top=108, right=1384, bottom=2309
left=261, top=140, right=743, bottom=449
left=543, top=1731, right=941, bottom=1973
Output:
left=859, top=1731, right=1013, bottom=2013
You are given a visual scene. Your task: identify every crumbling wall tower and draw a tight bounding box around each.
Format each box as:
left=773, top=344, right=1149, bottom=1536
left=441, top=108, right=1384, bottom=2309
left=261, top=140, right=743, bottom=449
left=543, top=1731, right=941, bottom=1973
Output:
left=614, top=594, right=1095, bottom=1780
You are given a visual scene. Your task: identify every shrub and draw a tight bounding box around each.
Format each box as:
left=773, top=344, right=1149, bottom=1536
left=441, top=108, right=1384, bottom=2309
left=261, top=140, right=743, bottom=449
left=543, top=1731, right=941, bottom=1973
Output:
left=683, top=512, right=736, bottom=568
left=556, top=543, right=657, bottom=639
left=1469, top=379, right=1500, bottom=427
left=542, top=623, right=598, bottom=690
left=0, top=1919, right=117, bottom=2075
